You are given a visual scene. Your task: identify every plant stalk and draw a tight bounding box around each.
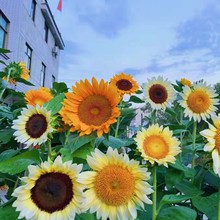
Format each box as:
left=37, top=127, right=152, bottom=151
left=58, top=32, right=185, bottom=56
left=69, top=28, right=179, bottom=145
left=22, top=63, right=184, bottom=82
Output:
left=192, top=121, right=197, bottom=169
left=0, top=68, right=12, bottom=101
left=152, top=165, right=157, bottom=220
left=218, top=187, right=220, bottom=220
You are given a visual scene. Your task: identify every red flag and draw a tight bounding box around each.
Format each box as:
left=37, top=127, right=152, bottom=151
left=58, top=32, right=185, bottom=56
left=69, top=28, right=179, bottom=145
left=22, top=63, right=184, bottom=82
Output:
left=57, top=0, right=62, bottom=11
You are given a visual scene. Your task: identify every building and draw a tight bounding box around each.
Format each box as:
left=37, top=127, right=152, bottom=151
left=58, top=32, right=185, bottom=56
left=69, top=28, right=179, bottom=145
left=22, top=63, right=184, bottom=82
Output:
left=0, top=0, right=64, bottom=91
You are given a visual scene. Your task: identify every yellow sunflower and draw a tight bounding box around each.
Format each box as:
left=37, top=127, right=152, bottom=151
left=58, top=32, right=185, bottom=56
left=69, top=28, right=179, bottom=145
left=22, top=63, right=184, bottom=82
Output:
left=200, top=114, right=220, bottom=176
left=180, top=78, right=192, bottom=87
left=12, top=156, right=84, bottom=220
left=179, top=82, right=219, bottom=122
left=18, top=61, right=30, bottom=81
left=12, top=105, right=53, bottom=147
left=59, top=77, right=121, bottom=137
left=3, top=61, right=29, bottom=84
left=143, top=76, right=176, bottom=110
left=135, top=124, right=181, bottom=167
left=77, top=147, right=153, bottom=220
left=25, top=87, right=53, bottom=106
left=110, top=72, right=139, bottom=96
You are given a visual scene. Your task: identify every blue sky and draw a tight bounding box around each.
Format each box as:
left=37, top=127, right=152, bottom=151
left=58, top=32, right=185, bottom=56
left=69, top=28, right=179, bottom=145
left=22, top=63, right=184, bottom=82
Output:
left=48, top=0, right=220, bottom=88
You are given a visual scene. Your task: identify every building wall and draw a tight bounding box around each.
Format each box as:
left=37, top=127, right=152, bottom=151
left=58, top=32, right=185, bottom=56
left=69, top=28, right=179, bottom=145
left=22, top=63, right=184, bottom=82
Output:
left=0, top=0, right=63, bottom=91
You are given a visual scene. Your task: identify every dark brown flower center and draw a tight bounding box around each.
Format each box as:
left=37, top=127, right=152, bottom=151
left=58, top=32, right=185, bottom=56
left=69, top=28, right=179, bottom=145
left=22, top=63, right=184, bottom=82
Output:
left=149, top=84, right=168, bottom=104
left=31, top=172, right=73, bottom=213
left=116, top=79, right=133, bottom=91
left=25, top=114, right=47, bottom=138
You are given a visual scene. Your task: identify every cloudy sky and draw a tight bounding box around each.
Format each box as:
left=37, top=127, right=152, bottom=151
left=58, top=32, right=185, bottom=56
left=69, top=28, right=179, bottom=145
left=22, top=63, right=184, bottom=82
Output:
left=47, top=0, right=220, bottom=88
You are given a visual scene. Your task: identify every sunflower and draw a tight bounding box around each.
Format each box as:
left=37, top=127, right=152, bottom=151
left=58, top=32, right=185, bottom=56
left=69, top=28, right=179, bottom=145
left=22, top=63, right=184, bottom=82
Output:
left=77, top=147, right=153, bottom=220
left=135, top=124, right=181, bottom=167
left=12, top=105, right=53, bottom=147
left=200, top=114, right=220, bottom=176
left=110, top=72, right=139, bottom=96
left=180, top=78, right=192, bottom=87
left=12, top=156, right=84, bottom=220
left=3, top=61, right=29, bottom=84
left=25, top=87, right=53, bottom=106
left=59, top=77, right=121, bottom=137
left=143, top=76, right=176, bottom=110
left=179, top=82, right=219, bottom=122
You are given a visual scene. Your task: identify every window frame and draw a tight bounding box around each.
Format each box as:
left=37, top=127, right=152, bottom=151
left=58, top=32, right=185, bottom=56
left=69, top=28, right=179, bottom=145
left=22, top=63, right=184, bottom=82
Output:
left=41, top=63, right=46, bottom=86
left=25, top=43, right=32, bottom=73
left=29, top=0, right=36, bottom=21
left=0, top=10, right=9, bottom=49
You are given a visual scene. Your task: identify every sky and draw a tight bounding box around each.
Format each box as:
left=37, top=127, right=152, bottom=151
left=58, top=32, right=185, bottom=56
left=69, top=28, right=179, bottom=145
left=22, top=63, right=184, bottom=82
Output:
left=47, top=0, right=220, bottom=88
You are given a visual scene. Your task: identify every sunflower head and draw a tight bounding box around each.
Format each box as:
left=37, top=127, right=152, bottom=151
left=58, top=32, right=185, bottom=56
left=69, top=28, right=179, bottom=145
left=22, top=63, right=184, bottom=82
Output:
left=3, top=61, right=29, bottom=84
left=200, top=114, right=220, bottom=176
left=78, top=147, right=153, bottom=220
left=59, top=77, right=121, bottom=137
left=25, top=87, right=53, bottom=106
left=110, top=72, right=139, bottom=96
left=143, top=76, right=176, bottom=110
left=180, top=78, right=192, bottom=87
left=12, top=105, right=53, bottom=147
left=179, top=82, right=219, bottom=122
left=135, top=123, right=181, bottom=167
left=12, top=156, right=84, bottom=220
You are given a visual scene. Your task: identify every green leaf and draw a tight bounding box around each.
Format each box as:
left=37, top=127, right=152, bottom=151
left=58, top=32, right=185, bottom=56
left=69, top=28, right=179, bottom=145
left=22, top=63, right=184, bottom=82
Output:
left=157, top=206, right=196, bottom=220
left=43, top=93, right=65, bottom=115
left=175, top=180, right=203, bottom=196
left=0, top=149, right=20, bottom=162
left=75, top=213, right=96, bottom=220
left=73, top=143, right=94, bottom=160
left=165, top=108, right=177, bottom=117
left=52, top=82, right=68, bottom=94
left=0, top=106, right=13, bottom=120
left=13, top=77, right=34, bottom=86
left=60, top=148, right=73, bottom=162
left=159, top=194, right=192, bottom=210
left=0, top=48, right=10, bottom=54
left=103, top=136, right=126, bottom=149
left=0, top=129, right=14, bottom=144
left=128, top=95, right=145, bottom=103
left=67, top=133, right=96, bottom=153
left=0, top=150, right=40, bottom=175
left=192, top=193, right=218, bottom=219
left=0, top=206, right=20, bottom=220
left=165, top=167, right=184, bottom=190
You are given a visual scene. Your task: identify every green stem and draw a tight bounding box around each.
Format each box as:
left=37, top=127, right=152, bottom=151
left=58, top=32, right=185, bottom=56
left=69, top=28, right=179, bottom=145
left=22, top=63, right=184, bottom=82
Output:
left=115, top=116, right=121, bottom=138
left=0, top=68, right=12, bottom=101
left=64, top=129, right=71, bottom=146
left=152, top=165, right=157, bottom=220
left=47, top=139, right=53, bottom=161
left=218, top=187, right=220, bottom=220
left=192, top=121, right=197, bottom=169
left=151, top=109, right=156, bottom=124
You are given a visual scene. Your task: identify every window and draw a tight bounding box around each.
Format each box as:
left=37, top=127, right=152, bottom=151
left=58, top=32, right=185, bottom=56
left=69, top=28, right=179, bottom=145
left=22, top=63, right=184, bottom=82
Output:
left=41, top=63, right=46, bottom=86
left=29, top=0, right=36, bottom=21
left=25, top=43, right=32, bottom=73
left=0, top=11, right=9, bottom=48
left=51, top=75, right=55, bottom=87
left=44, top=22, right=48, bottom=43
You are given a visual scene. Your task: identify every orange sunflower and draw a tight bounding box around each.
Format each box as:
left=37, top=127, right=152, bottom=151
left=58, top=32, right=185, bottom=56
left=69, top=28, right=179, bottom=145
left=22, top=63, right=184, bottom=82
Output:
left=110, top=72, right=139, bottom=96
left=25, top=87, right=53, bottom=106
left=59, top=77, right=121, bottom=137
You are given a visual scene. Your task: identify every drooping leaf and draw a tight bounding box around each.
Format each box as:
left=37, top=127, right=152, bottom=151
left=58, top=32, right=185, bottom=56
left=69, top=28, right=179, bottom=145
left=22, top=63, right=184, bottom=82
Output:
left=0, top=128, right=14, bottom=144
left=128, top=95, right=145, bottom=103
left=0, top=149, right=20, bottom=162
left=13, top=77, right=34, bottom=86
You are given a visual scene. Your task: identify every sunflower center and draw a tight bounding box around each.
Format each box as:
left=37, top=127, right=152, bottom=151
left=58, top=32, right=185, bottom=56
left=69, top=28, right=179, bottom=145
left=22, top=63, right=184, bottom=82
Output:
left=94, top=165, right=135, bottom=206
left=78, top=95, right=112, bottom=126
left=31, top=172, right=73, bottom=213
left=186, top=89, right=211, bottom=113
left=25, top=114, right=48, bottom=138
left=215, top=128, right=220, bottom=155
left=143, top=135, right=169, bottom=159
left=149, top=84, right=168, bottom=104
left=116, top=79, right=133, bottom=91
